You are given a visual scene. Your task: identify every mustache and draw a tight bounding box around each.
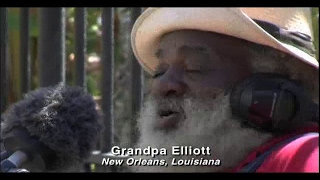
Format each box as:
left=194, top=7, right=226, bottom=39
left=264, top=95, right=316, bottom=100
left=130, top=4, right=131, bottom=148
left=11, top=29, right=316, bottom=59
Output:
left=146, top=89, right=224, bottom=113
left=155, top=97, right=184, bottom=113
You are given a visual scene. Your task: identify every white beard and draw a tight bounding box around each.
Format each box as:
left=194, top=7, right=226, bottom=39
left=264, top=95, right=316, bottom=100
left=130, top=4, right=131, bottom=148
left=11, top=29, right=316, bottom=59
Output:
left=130, top=91, right=272, bottom=172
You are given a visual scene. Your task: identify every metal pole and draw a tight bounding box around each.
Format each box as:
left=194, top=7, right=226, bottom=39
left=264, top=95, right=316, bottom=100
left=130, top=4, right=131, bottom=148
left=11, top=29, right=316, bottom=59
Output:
left=1, top=8, right=9, bottom=113
left=20, top=8, right=31, bottom=94
left=38, top=8, right=66, bottom=87
left=129, top=7, right=144, bottom=147
left=100, top=7, right=114, bottom=153
left=74, top=8, right=87, bottom=89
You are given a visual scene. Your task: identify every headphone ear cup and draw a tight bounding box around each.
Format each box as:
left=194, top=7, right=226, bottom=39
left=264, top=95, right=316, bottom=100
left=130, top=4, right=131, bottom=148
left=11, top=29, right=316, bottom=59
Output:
left=229, top=84, right=244, bottom=118
left=230, top=76, right=259, bottom=120
left=229, top=72, right=316, bottom=133
left=229, top=73, right=286, bottom=130
left=229, top=83, right=251, bottom=128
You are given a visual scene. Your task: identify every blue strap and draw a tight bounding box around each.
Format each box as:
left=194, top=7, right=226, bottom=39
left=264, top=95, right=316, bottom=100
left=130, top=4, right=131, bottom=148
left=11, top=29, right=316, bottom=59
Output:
left=240, top=132, right=318, bottom=172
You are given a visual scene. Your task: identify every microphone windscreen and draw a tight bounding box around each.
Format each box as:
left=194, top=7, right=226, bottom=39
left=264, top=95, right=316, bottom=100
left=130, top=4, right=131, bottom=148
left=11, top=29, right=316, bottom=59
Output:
left=1, top=83, right=103, bottom=171
left=1, top=151, right=11, bottom=161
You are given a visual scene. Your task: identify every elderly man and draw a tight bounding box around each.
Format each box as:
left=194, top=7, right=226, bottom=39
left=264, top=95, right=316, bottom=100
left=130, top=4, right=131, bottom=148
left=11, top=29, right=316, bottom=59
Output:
left=129, top=8, right=319, bottom=172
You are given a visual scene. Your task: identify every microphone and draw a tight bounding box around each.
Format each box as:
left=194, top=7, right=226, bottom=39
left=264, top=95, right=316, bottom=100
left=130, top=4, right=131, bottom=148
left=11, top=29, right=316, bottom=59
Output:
left=1, top=83, right=103, bottom=172
left=1, top=150, right=28, bottom=172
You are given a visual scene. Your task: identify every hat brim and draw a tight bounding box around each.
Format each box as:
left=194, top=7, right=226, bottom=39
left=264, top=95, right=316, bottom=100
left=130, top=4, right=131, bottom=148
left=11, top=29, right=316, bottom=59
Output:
left=131, top=8, right=319, bottom=76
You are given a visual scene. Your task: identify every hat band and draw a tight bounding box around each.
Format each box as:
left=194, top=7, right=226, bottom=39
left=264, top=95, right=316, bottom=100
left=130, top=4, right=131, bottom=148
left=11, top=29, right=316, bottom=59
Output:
left=253, top=19, right=316, bottom=58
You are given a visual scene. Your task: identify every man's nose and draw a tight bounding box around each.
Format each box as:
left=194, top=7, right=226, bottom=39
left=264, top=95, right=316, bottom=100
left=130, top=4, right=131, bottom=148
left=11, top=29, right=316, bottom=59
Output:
left=151, top=68, right=187, bottom=97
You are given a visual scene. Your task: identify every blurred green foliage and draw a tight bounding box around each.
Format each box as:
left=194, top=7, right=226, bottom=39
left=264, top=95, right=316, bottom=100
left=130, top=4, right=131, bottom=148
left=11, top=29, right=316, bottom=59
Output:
left=66, top=8, right=102, bottom=57
left=312, top=7, right=319, bottom=60
left=65, top=8, right=127, bottom=96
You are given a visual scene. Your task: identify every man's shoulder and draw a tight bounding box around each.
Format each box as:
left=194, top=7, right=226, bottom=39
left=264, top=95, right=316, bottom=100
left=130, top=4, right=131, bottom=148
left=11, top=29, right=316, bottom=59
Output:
left=257, top=132, right=319, bottom=172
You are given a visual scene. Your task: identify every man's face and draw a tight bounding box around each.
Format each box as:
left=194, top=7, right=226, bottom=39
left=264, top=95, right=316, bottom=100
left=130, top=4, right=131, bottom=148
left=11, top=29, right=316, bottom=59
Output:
left=133, top=30, right=271, bottom=172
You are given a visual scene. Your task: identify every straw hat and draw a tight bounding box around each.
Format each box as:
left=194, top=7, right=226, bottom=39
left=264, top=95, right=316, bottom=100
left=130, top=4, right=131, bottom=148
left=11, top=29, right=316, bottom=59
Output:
left=131, top=8, right=318, bottom=77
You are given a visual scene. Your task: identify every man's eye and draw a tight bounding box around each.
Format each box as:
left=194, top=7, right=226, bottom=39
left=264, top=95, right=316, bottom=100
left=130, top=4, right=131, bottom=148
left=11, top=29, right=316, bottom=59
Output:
left=184, top=66, right=203, bottom=73
left=152, top=72, right=165, bottom=79
left=185, top=68, right=215, bottom=74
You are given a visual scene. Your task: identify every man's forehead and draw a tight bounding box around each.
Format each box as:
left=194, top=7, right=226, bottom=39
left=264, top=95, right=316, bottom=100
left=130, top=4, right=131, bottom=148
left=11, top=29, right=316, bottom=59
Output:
left=156, top=30, right=214, bottom=58
left=155, top=30, right=254, bottom=59
left=158, top=30, right=214, bottom=47
left=155, top=44, right=210, bottom=59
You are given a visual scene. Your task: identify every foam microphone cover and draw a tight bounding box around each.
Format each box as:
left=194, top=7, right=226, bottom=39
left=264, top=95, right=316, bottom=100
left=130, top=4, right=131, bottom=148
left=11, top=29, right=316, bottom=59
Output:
left=1, top=83, right=103, bottom=171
